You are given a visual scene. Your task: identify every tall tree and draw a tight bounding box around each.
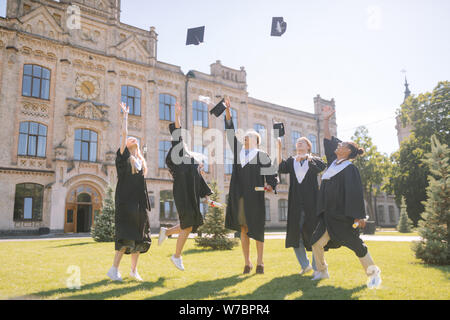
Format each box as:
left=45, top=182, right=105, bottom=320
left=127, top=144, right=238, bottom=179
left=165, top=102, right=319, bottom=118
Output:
left=91, top=185, right=115, bottom=242
left=386, top=81, right=449, bottom=225
left=412, top=135, right=449, bottom=265
left=351, top=126, right=390, bottom=223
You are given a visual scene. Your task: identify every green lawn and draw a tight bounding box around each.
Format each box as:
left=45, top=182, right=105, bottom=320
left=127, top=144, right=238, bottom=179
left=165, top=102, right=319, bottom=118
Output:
left=0, top=238, right=448, bottom=300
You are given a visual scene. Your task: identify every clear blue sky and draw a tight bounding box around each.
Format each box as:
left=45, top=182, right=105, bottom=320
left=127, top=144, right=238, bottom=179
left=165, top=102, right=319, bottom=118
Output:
left=1, top=0, right=449, bottom=155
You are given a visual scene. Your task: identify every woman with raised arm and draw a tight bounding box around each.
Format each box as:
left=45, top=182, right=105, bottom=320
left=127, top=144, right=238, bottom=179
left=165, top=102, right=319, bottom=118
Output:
left=158, top=102, right=213, bottom=271
left=310, top=105, right=381, bottom=288
left=107, top=102, right=152, bottom=282
left=277, top=136, right=326, bottom=275
left=224, top=98, right=278, bottom=275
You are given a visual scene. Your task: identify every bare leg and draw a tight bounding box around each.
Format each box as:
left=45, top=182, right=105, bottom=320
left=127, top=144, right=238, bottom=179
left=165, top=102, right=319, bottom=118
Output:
left=130, top=252, right=140, bottom=273
left=256, top=240, right=264, bottom=266
left=174, top=226, right=193, bottom=258
left=240, top=226, right=251, bottom=267
left=166, top=224, right=182, bottom=236
left=113, top=248, right=126, bottom=268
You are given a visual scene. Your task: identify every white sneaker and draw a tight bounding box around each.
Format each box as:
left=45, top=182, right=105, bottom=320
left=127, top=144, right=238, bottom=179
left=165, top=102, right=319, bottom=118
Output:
left=300, top=265, right=313, bottom=275
left=312, top=269, right=329, bottom=280
left=107, top=266, right=123, bottom=282
left=366, top=266, right=382, bottom=289
left=171, top=254, right=185, bottom=271
left=130, top=269, right=143, bottom=281
left=158, top=227, right=168, bottom=246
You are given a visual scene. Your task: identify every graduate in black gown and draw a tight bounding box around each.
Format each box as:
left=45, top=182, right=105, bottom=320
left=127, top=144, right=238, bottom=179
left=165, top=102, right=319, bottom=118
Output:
left=158, top=103, right=212, bottom=271
left=277, top=136, right=326, bottom=275
left=107, top=102, right=151, bottom=282
left=224, top=98, right=278, bottom=274
left=310, top=105, right=381, bottom=288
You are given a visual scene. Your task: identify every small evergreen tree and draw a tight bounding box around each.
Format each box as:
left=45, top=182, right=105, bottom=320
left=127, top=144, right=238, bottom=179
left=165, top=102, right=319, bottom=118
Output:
left=195, top=182, right=238, bottom=250
left=412, top=135, right=449, bottom=265
left=397, top=197, right=413, bottom=233
left=91, top=185, right=115, bottom=242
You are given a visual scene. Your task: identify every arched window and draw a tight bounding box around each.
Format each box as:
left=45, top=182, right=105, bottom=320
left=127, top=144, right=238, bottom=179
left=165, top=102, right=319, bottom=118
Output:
left=13, top=183, right=44, bottom=221
left=224, top=147, right=234, bottom=175
left=291, top=130, right=301, bottom=151
left=18, top=121, right=47, bottom=157
left=308, top=134, right=318, bottom=154
left=193, top=100, right=208, bottom=127
left=159, top=94, right=176, bottom=121
left=278, top=199, right=288, bottom=221
left=22, top=64, right=50, bottom=99
left=377, top=205, right=385, bottom=223
left=388, top=205, right=396, bottom=223
left=74, top=129, right=98, bottom=162
left=254, top=123, right=266, bottom=146
left=121, top=85, right=141, bottom=116
left=265, top=198, right=271, bottom=221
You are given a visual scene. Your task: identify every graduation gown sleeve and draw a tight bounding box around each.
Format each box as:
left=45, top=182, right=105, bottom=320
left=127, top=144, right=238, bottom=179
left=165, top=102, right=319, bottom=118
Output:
left=324, top=136, right=341, bottom=167
left=343, top=164, right=367, bottom=220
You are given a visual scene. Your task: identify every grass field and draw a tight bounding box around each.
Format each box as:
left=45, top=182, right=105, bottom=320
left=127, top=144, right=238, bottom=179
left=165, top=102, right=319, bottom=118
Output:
left=0, top=237, right=448, bottom=300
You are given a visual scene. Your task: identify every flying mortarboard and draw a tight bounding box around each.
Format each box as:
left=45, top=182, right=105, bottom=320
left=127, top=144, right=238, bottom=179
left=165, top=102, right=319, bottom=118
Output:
left=186, top=26, right=205, bottom=45
left=271, top=17, right=287, bottom=37
left=273, top=122, right=285, bottom=137
left=209, top=98, right=226, bottom=117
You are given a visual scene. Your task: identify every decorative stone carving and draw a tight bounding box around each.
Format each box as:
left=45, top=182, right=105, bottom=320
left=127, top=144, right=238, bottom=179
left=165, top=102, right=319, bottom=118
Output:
left=21, top=100, right=50, bottom=118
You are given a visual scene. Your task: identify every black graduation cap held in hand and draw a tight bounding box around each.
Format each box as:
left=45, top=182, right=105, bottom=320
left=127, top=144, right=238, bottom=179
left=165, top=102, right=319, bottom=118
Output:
left=186, top=26, right=205, bottom=45
left=271, top=17, right=287, bottom=37
left=209, top=98, right=226, bottom=117
left=273, top=122, right=285, bottom=137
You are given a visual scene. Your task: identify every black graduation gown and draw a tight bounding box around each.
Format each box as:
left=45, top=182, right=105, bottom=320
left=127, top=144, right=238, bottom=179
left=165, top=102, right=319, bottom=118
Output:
left=166, top=124, right=213, bottom=233
left=224, top=119, right=278, bottom=242
left=114, top=147, right=151, bottom=254
left=311, top=136, right=366, bottom=249
left=279, top=156, right=326, bottom=250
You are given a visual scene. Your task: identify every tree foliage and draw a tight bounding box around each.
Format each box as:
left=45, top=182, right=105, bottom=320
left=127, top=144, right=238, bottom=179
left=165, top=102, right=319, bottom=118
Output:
left=195, top=182, right=239, bottom=250
left=412, top=135, right=449, bottom=265
left=386, top=81, right=450, bottom=225
left=91, top=185, right=115, bottom=242
left=351, top=126, right=390, bottom=223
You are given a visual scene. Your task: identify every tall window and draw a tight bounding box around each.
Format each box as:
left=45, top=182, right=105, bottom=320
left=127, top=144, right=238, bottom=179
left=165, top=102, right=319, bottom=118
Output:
left=74, top=129, right=98, bottom=162
left=292, top=130, right=301, bottom=151
left=254, top=123, right=266, bottom=146
left=13, top=183, right=44, bottom=221
left=159, top=94, right=176, bottom=121
left=194, top=145, right=209, bottom=172
left=193, top=101, right=208, bottom=127
left=22, top=64, right=50, bottom=100
left=18, top=122, right=47, bottom=157
left=160, top=190, right=177, bottom=220
left=388, top=206, right=396, bottom=223
left=377, top=205, right=385, bottom=223
left=224, top=147, right=234, bottom=175
left=159, top=141, right=171, bottom=168
left=121, top=86, right=141, bottom=116
left=278, top=199, right=288, bottom=221
left=224, top=107, right=238, bottom=129
left=265, top=198, right=271, bottom=221
left=308, top=134, right=318, bottom=154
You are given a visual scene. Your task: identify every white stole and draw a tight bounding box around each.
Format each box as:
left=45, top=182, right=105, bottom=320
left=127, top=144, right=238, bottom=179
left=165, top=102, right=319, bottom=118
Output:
left=293, top=157, right=309, bottom=184
left=240, top=148, right=259, bottom=167
left=321, top=159, right=352, bottom=180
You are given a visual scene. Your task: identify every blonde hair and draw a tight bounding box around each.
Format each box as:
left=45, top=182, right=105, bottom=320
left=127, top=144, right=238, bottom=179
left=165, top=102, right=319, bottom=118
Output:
left=296, top=137, right=312, bottom=153
left=245, top=130, right=261, bottom=146
left=128, top=143, right=147, bottom=176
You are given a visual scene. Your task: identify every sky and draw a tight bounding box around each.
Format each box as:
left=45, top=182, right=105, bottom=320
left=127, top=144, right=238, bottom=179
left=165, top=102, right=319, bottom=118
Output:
left=1, top=0, right=449, bottom=155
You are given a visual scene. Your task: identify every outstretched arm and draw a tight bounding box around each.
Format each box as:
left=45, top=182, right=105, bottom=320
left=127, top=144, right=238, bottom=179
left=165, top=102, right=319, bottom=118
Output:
left=322, top=105, right=335, bottom=141
left=120, top=102, right=129, bottom=155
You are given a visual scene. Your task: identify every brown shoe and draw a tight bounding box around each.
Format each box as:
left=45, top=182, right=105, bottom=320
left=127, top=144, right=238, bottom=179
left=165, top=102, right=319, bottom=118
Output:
left=243, top=265, right=253, bottom=274
left=256, top=265, right=264, bottom=274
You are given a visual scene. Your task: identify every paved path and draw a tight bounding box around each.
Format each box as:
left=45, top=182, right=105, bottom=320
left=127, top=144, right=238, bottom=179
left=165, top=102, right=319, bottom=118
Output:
left=0, top=232, right=421, bottom=242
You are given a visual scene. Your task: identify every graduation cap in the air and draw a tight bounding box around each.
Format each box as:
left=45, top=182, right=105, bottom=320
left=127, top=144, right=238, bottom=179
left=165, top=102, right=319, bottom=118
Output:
left=273, top=122, right=285, bottom=137
left=186, top=26, right=205, bottom=45
left=209, top=98, right=226, bottom=117
left=270, top=17, right=287, bottom=37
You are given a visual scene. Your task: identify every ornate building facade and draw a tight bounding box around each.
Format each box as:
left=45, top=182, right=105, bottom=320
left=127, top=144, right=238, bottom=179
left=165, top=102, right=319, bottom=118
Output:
left=0, top=0, right=337, bottom=235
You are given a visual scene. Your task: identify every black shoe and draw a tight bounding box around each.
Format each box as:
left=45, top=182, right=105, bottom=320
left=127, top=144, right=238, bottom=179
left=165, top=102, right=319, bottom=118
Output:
left=256, top=265, right=264, bottom=274
left=243, top=265, right=253, bottom=274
